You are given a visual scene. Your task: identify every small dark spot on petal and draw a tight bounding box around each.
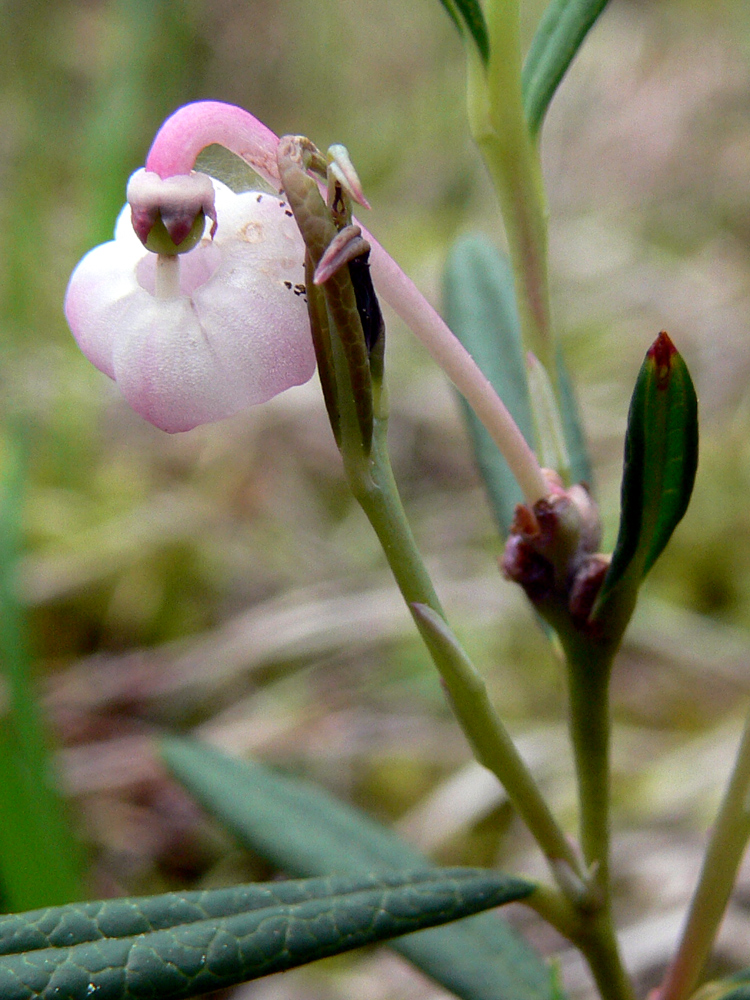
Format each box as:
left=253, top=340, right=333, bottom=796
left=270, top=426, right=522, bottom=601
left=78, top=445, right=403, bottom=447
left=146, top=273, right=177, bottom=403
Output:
left=284, top=280, right=293, bottom=289
left=285, top=210, right=293, bottom=217
left=256, top=194, right=263, bottom=202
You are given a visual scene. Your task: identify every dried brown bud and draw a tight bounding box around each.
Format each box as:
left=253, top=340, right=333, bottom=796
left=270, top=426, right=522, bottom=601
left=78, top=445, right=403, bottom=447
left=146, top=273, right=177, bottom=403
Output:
left=501, top=483, right=604, bottom=626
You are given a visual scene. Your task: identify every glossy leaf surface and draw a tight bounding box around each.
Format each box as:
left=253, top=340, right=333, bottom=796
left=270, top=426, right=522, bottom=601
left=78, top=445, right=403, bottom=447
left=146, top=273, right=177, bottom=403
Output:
left=0, top=869, right=532, bottom=1000
left=161, top=736, right=559, bottom=1000
left=594, top=332, right=698, bottom=620
left=437, top=0, right=490, bottom=64
left=523, top=0, right=610, bottom=136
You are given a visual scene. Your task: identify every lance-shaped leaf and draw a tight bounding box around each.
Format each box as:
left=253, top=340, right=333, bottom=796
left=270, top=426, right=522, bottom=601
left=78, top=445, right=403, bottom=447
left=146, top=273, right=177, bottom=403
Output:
left=161, top=736, right=559, bottom=1000
left=0, top=869, right=533, bottom=1000
left=593, top=332, right=698, bottom=625
left=443, top=235, right=591, bottom=535
left=443, top=236, right=533, bottom=535
left=523, top=0, right=610, bottom=138
left=437, top=0, right=490, bottom=65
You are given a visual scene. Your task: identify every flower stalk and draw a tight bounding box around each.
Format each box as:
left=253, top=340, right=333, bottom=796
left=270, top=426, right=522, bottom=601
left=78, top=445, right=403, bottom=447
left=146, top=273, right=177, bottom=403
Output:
left=658, top=707, right=750, bottom=1000
left=140, top=102, right=548, bottom=504
left=277, top=132, right=583, bottom=895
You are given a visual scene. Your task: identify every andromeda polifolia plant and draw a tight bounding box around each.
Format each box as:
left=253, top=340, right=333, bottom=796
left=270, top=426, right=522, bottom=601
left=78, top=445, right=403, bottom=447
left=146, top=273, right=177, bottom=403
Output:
left=5, top=2, right=750, bottom=1000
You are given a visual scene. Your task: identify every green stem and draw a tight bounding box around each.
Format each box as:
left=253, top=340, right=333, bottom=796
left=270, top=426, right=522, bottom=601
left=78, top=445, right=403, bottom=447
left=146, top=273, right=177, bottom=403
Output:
left=659, top=707, right=750, bottom=1000
left=343, top=417, right=582, bottom=887
left=527, top=880, right=635, bottom=1000
left=577, top=914, right=637, bottom=1000
left=557, top=628, right=635, bottom=1000
left=466, top=2, right=553, bottom=377
left=566, top=642, right=614, bottom=884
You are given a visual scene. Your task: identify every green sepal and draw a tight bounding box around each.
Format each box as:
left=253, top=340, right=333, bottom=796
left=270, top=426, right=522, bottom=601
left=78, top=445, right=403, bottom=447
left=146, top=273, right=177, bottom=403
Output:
left=593, top=332, right=698, bottom=626
left=437, top=0, right=490, bottom=65
left=523, top=0, right=610, bottom=138
left=278, top=140, right=374, bottom=453
left=161, top=736, right=560, bottom=1000
left=0, top=869, right=533, bottom=1000
left=305, top=253, right=341, bottom=446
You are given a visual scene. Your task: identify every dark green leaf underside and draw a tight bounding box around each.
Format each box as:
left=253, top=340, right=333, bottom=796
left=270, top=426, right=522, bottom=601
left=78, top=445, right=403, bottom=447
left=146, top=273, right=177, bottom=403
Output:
left=523, top=0, right=610, bottom=136
left=0, top=869, right=531, bottom=1000
left=437, top=0, right=490, bottom=64
left=595, top=333, right=698, bottom=615
left=161, top=735, right=558, bottom=1000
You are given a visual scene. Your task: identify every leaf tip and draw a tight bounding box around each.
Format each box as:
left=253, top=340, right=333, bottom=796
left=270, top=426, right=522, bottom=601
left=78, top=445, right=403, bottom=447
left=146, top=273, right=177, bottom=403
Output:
left=647, top=331, right=678, bottom=389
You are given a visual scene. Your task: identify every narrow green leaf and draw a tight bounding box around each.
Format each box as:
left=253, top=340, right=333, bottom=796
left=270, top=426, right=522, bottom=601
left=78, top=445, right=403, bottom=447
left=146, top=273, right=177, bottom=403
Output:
left=523, top=0, right=610, bottom=137
left=593, top=332, right=699, bottom=620
left=526, top=354, right=571, bottom=479
left=437, top=0, right=490, bottom=65
left=443, top=236, right=533, bottom=535
left=0, top=431, right=84, bottom=911
left=556, top=348, right=592, bottom=486
left=0, top=869, right=533, bottom=1000
left=443, top=235, right=591, bottom=533
left=161, top=736, right=559, bottom=1000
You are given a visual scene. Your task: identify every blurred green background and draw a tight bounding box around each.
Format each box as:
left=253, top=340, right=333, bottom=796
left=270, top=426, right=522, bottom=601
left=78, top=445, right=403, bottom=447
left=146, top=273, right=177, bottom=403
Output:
left=3, top=0, right=750, bottom=995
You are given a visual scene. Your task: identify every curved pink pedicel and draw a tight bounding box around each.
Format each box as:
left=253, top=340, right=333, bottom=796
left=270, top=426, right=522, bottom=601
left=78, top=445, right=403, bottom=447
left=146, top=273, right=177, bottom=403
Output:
left=143, top=102, right=547, bottom=502
left=145, top=101, right=282, bottom=187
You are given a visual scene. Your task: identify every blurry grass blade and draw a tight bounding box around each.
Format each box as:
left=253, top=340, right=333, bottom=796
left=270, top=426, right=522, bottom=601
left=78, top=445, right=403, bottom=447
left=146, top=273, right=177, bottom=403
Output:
left=0, top=431, right=84, bottom=911
left=523, top=0, right=610, bottom=137
left=593, top=332, right=698, bottom=622
left=556, top=348, right=592, bottom=486
left=161, top=736, right=560, bottom=1000
left=443, top=235, right=534, bottom=535
left=0, top=869, right=533, bottom=1000
left=437, top=0, right=490, bottom=64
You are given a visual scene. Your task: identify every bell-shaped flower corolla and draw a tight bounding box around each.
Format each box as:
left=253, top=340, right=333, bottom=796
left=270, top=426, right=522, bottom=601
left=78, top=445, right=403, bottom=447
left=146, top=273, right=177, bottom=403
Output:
left=64, top=100, right=548, bottom=505
left=64, top=173, right=315, bottom=433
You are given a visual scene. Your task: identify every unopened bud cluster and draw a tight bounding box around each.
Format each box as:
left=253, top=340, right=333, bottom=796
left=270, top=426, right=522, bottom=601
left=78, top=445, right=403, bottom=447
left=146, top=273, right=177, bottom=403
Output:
left=501, top=472, right=609, bottom=629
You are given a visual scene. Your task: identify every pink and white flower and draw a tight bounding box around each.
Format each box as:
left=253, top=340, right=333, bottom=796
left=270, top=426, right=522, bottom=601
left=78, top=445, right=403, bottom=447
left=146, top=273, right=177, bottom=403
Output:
left=64, top=101, right=547, bottom=503
left=65, top=172, right=315, bottom=433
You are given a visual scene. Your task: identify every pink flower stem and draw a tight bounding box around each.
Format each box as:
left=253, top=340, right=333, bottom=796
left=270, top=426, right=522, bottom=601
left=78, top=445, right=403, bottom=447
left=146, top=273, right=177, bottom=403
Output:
left=145, top=102, right=548, bottom=505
